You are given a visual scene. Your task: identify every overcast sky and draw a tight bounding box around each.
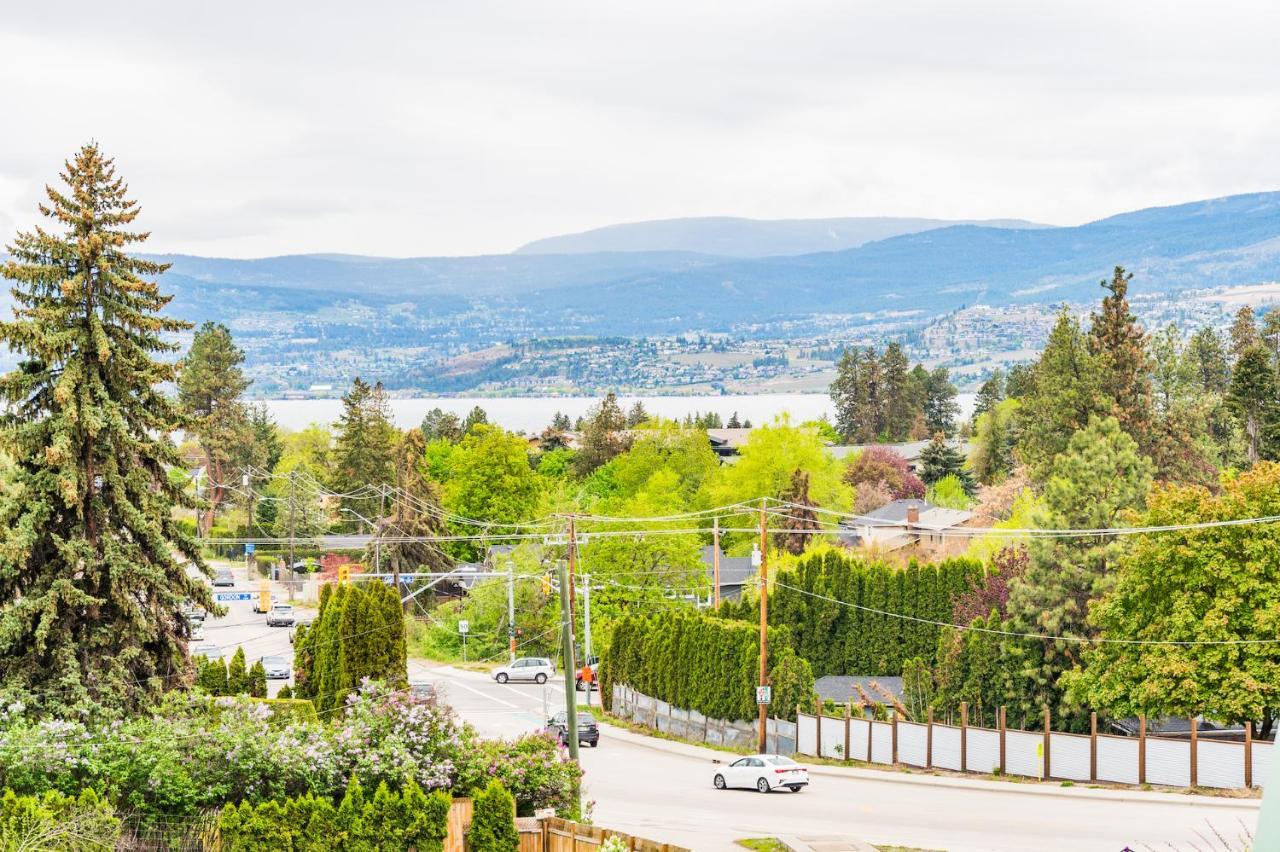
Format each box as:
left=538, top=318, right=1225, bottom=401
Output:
left=2, top=1, right=1279, bottom=258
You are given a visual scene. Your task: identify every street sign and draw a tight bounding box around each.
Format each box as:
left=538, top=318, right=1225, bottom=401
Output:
left=214, top=592, right=252, bottom=602
left=458, top=620, right=470, bottom=635
left=244, top=543, right=255, bottom=555
left=756, top=685, right=772, bottom=705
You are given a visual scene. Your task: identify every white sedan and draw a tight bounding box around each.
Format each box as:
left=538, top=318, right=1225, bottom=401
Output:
left=712, top=754, right=809, bottom=793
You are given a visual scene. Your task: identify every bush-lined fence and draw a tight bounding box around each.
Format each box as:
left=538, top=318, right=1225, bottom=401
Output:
left=797, top=704, right=1272, bottom=790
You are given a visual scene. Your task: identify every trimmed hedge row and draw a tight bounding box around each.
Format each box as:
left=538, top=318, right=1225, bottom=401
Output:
left=600, top=610, right=812, bottom=722
left=720, top=550, right=982, bottom=677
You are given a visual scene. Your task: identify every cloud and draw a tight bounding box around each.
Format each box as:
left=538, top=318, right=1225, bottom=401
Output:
left=2, top=1, right=1280, bottom=257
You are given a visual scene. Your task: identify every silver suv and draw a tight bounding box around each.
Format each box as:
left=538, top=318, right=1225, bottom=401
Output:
left=492, top=657, right=555, bottom=684
left=266, top=604, right=295, bottom=627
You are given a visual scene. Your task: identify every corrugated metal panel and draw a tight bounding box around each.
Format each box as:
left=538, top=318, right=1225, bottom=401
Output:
left=1198, top=740, right=1245, bottom=789
left=898, top=722, right=928, bottom=767
left=1050, top=734, right=1091, bottom=781
left=820, top=715, right=846, bottom=759
left=871, top=722, right=893, bottom=764
left=1006, top=730, right=1043, bottom=778
left=1255, top=741, right=1272, bottom=788
left=1096, top=735, right=1139, bottom=785
left=849, top=718, right=871, bottom=761
left=967, top=728, right=1001, bottom=775
left=1146, top=738, right=1191, bottom=788
left=932, top=725, right=962, bottom=771
left=797, top=713, right=817, bottom=755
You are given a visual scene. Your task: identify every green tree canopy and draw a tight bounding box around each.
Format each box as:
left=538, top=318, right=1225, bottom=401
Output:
left=332, top=378, right=397, bottom=525
left=0, top=144, right=214, bottom=714
left=443, top=425, right=541, bottom=561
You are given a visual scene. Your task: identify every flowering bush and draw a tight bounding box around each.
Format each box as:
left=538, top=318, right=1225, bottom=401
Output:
left=0, top=682, right=580, bottom=827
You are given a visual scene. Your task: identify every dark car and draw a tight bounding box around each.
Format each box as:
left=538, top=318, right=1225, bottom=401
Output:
left=546, top=712, right=599, bottom=747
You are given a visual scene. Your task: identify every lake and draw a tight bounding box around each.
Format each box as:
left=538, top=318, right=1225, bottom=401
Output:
left=258, top=393, right=976, bottom=434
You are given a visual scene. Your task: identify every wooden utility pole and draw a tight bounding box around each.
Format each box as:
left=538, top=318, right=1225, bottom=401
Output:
left=757, top=498, right=769, bottom=753
left=712, top=517, right=721, bottom=609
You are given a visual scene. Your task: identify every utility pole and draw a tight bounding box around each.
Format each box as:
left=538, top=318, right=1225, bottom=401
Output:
left=194, top=468, right=203, bottom=540
left=507, top=559, right=517, bottom=664
left=375, top=486, right=386, bottom=574
left=287, top=470, right=297, bottom=579
left=712, top=517, right=721, bottom=609
left=582, top=572, right=593, bottom=707
left=556, top=558, right=581, bottom=798
left=243, top=472, right=253, bottom=575
left=758, top=498, right=769, bottom=754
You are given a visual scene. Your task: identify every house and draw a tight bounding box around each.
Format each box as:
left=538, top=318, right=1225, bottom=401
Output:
left=814, top=675, right=904, bottom=718
left=706, top=428, right=753, bottom=461
left=824, top=440, right=973, bottom=472
left=700, top=544, right=758, bottom=602
left=837, top=499, right=974, bottom=553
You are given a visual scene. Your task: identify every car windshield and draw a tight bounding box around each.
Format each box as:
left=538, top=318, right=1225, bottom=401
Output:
left=577, top=714, right=595, bottom=724
left=766, top=756, right=797, bottom=766
left=262, top=657, right=285, bottom=666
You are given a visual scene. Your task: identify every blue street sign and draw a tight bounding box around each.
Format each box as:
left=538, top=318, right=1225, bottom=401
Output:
left=214, top=592, right=253, bottom=602
left=244, top=543, right=256, bottom=555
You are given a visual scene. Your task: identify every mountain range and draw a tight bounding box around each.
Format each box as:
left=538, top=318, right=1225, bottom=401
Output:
left=149, top=190, right=1280, bottom=335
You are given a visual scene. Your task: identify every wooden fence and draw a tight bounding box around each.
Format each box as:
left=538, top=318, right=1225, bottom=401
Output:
left=443, top=804, right=685, bottom=852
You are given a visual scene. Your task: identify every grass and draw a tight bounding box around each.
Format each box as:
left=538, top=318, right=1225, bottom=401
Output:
left=736, top=840, right=788, bottom=852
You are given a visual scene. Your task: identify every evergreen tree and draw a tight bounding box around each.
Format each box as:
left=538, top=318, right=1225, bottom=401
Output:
left=625, top=400, right=649, bottom=427
left=461, top=405, right=489, bottom=434
left=1004, top=363, right=1035, bottom=399
left=918, top=434, right=974, bottom=494
left=228, top=647, right=249, bottom=695
left=880, top=343, right=914, bottom=440
left=1087, top=266, right=1152, bottom=447
left=1227, top=344, right=1280, bottom=465
left=922, top=366, right=959, bottom=436
left=466, top=781, right=517, bottom=852
left=1186, top=326, right=1232, bottom=394
left=179, top=321, right=253, bottom=533
left=830, top=346, right=880, bottom=442
left=726, top=411, right=742, bottom=429
left=774, top=469, right=817, bottom=556
left=420, top=408, right=463, bottom=443
left=970, top=399, right=1017, bottom=484
left=972, top=369, right=1005, bottom=424
left=195, top=655, right=230, bottom=695
left=0, top=144, right=214, bottom=714
left=1017, top=307, right=1109, bottom=476
left=381, top=428, right=451, bottom=583
left=1147, top=324, right=1221, bottom=485
left=1263, top=310, right=1280, bottom=365
left=550, top=411, right=572, bottom=432
left=1230, top=305, right=1260, bottom=362
left=332, top=378, right=397, bottom=524
left=249, top=660, right=267, bottom=698
left=270, top=468, right=328, bottom=544
left=572, top=393, right=629, bottom=476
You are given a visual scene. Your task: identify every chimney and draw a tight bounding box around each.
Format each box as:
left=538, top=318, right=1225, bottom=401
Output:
left=905, top=504, right=920, bottom=527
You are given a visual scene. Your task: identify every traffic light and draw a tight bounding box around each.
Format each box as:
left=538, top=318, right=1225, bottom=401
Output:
left=338, top=564, right=350, bottom=584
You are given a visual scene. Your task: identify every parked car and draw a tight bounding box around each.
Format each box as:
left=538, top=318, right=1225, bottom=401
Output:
left=712, top=755, right=808, bottom=793
left=213, top=569, right=235, bottom=587
left=260, top=655, right=291, bottom=680
left=266, top=603, right=295, bottom=627
left=545, top=712, right=599, bottom=747
left=192, top=643, right=222, bottom=660
left=409, top=681, right=436, bottom=700
left=288, top=617, right=314, bottom=644
left=492, top=657, right=555, bottom=684
left=188, top=619, right=205, bottom=642
left=181, top=601, right=207, bottom=622
left=575, top=655, right=600, bottom=691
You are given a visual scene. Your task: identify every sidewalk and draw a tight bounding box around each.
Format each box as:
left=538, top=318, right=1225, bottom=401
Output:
left=596, top=718, right=1262, bottom=811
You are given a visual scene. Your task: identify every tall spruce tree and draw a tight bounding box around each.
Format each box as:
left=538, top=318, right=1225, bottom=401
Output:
left=1228, top=344, right=1280, bottom=465
left=381, top=428, right=451, bottom=584
left=179, top=322, right=252, bottom=533
left=0, top=144, right=214, bottom=714
left=774, top=468, right=817, bottom=556
left=332, top=378, right=396, bottom=525
left=1230, top=305, right=1260, bottom=363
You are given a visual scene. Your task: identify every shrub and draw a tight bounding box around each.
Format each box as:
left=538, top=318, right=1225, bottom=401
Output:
left=0, top=787, right=120, bottom=850
left=466, top=780, right=517, bottom=852
left=228, top=647, right=249, bottom=695
left=248, top=661, right=268, bottom=699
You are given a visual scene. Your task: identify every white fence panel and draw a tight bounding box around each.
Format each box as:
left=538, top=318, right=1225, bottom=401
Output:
left=797, top=714, right=817, bottom=756
left=1050, top=734, right=1091, bottom=781
left=871, top=722, right=893, bottom=764
left=1255, top=741, right=1272, bottom=789
left=849, top=718, right=871, bottom=761
left=819, top=716, right=845, bottom=760
left=967, top=728, right=1001, bottom=775
left=1198, top=740, right=1245, bottom=789
left=1096, top=736, right=1139, bottom=785
left=1006, top=730, right=1042, bottom=778
left=899, top=722, right=928, bottom=767
left=1146, top=737, right=1191, bottom=788
left=932, top=725, right=962, bottom=771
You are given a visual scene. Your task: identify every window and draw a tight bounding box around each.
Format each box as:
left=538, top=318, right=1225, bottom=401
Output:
left=730, top=758, right=748, bottom=768
left=766, top=756, right=796, bottom=766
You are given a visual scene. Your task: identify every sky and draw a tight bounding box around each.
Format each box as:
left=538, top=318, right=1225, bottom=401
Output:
left=2, top=1, right=1280, bottom=258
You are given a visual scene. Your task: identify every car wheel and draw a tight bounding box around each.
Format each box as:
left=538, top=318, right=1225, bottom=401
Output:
left=535, top=673, right=547, bottom=684
left=591, top=740, right=599, bottom=748
left=496, top=673, right=509, bottom=684
left=788, top=785, right=801, bottom=793
left=714, top=774, right=726, bottom=790
left=756, top=778, right=770, bottom=794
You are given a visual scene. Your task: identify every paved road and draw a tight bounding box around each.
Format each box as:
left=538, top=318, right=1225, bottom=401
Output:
left=413, top=663, right=1262, bottom=852
left=196, top=560, right=301, bottom=697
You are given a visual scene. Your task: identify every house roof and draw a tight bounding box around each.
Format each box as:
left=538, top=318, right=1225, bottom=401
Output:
left=699, top=545, right=757, bottom=589
left=814, top=675, right=904, bottom=704
left=841, top=499, right=973, bottom=531
left=706, top=428, right=753, bottom=449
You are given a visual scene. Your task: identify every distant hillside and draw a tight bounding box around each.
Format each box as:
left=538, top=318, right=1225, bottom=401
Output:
left=514, top=215, right=1051, bottom=258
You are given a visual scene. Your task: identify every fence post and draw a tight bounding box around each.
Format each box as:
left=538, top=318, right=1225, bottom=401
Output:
left=1190, top=716, right=1198, bottom=788
left=892, top=710, right=899, bottom=765
left=844, top=703, right=851, bottom=763
left=998, top=706, right=1006, bottom=775
left=960, top=702, right=968, bottom=773
left=1090, top=712, right=1097, bottom=782
left=867, top=715, right=874, bottom=763
left=1246, top=722, right=1254, bottom=788
left=1042, top=707, right=1051, bottom=781
left=1138, top=715, right=1147, bottom=785
left=926, top=707, right=934, bottom=769
left=816, top=699, right=823, bottom=757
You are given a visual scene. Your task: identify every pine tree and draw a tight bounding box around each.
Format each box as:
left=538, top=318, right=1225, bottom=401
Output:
left=332, top=378, right=397, bottom=525
left=918, top=434, right=974, bottom=494
left=228, top=647, right=249, bottom=695
left=880, top=343, right=914, bottom=441
left=1186, top=326, right=1232, bottom=394
left=922, top=366, right=959, bottom=436
left=461, top=405, right=489, bottom=434
left=972, top=369, right=1005, bottom=424
left=625, top=401, right=649, bottom=427
left=0, top=144, right=215, bottom=714
left=195, top=656, right=230, bottom=695
left=179, top=322, right=253, bottom=533
left=1088, top=266, right=1152, bottom=447
left=249, top=660, right=267, bottom=698
left=382, top=428, right=451, bottom=583
left=1230, top=305, right=1260, bottom=362
left=421, top=408, right=463, bottom=443
left=1228, top=344, right=1280, bottom=465
left=466, top=781, right=518, bottom=852
left=572, top=393, right=629, bottom=476
left=774, top=469, right=817, bottom=555
left=726, top=411, right=742, bottom=429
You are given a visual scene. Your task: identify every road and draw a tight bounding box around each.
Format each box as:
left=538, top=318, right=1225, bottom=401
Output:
left=196, top=560, right=300, bottom=697
left=412, top=662, right=1262, bottom=852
